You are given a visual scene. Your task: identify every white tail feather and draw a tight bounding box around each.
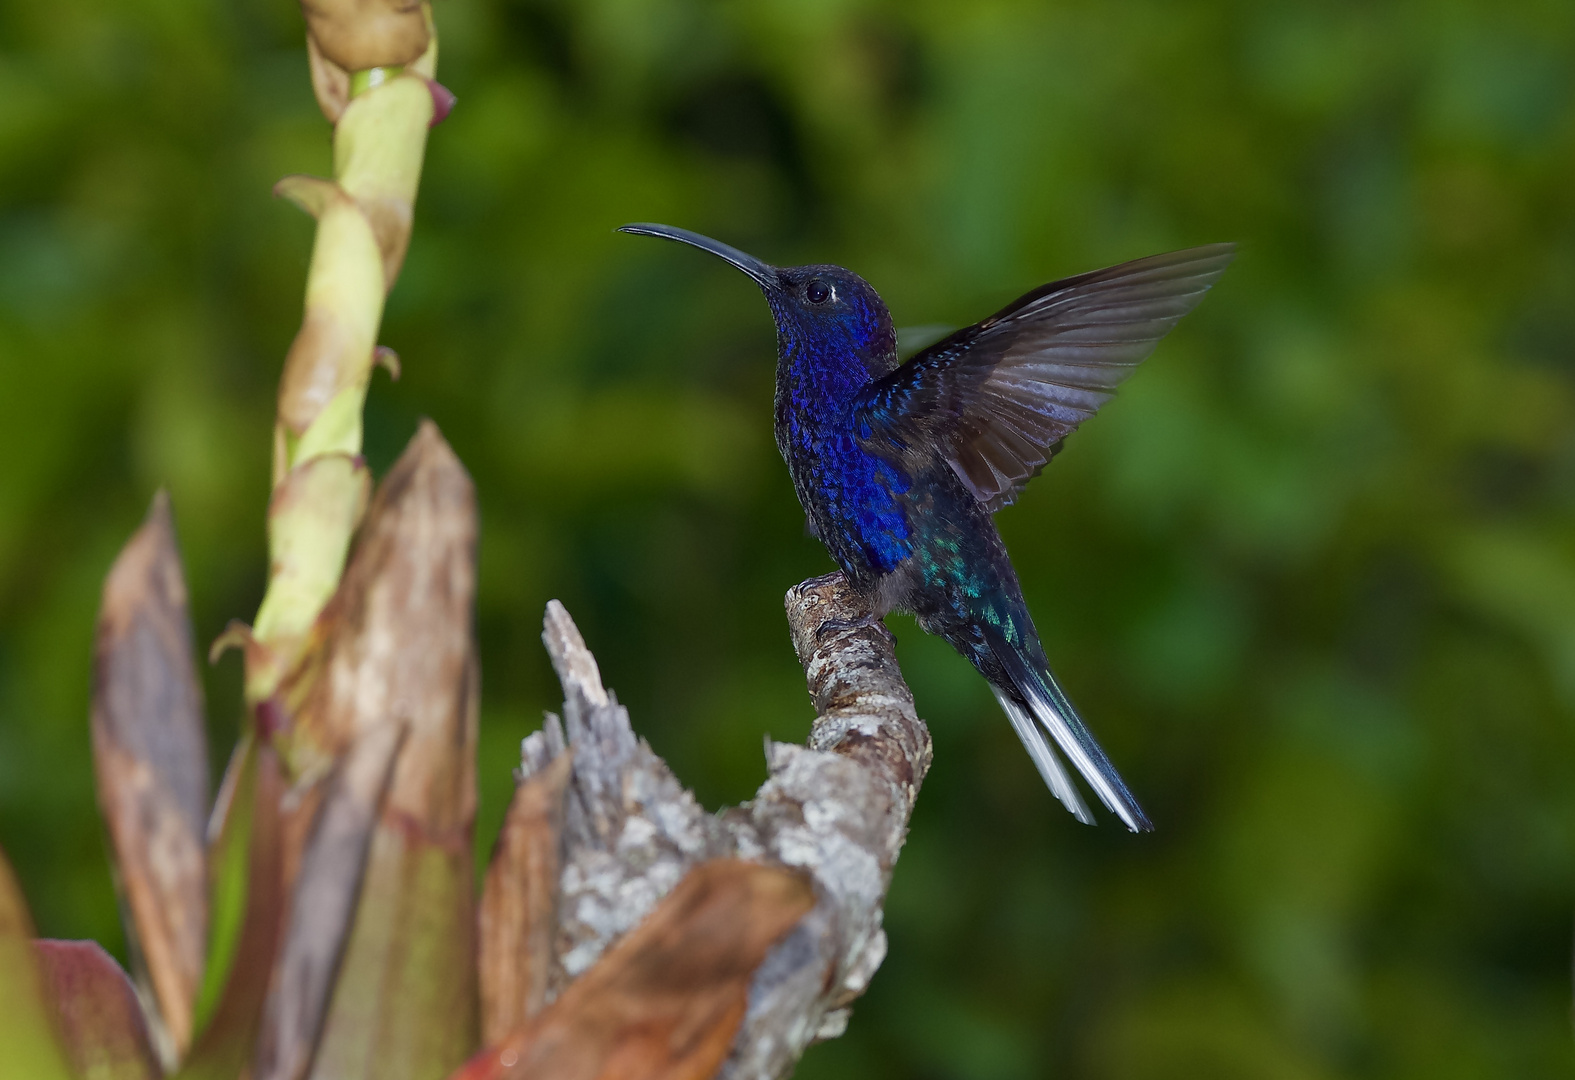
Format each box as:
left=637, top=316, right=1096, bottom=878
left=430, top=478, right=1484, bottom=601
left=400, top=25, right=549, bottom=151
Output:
left=992, top=687, right=1094, bottom=825
left=1016, top=675, right=1149, bottom=832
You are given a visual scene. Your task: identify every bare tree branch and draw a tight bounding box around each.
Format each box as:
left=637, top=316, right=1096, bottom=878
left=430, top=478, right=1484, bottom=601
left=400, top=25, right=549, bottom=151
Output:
left=521, top=571, right=931, bottom=1080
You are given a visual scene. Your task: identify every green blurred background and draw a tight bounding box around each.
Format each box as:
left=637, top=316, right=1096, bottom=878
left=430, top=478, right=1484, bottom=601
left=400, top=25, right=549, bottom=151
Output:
left=3, top=0, right=1575, bottom=1075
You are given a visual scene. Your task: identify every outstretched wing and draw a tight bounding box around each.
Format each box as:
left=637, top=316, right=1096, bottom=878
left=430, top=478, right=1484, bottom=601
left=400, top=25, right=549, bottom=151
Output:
left=855, top=244, right=1234, bottom=510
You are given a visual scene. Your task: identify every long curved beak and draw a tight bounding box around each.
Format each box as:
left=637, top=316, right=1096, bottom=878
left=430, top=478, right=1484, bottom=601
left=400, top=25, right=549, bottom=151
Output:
left=618, top=223, right=779, bottom=289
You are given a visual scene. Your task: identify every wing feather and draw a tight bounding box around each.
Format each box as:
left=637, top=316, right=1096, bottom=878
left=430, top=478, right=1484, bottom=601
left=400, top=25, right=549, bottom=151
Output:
left=856, top=243, right=1234, bottom=510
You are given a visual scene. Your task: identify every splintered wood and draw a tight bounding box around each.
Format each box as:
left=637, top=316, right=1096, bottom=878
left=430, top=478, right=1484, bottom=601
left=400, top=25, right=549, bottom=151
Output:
left=474, top=573, right=931, bottom=1080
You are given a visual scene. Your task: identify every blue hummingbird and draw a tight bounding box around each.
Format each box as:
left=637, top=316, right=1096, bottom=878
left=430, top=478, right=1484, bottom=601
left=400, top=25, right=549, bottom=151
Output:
left=621, top=223, right=1233, bottom=831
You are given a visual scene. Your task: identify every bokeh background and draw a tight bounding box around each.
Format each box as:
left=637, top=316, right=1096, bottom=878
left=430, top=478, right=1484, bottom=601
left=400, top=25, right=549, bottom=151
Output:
left=4, top=0, right=1575, bottom=1076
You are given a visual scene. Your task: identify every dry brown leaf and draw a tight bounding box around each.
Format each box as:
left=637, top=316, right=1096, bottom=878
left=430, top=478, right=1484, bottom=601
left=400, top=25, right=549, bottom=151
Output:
left=254, top=722, right=407, bottom=1080
left=290, top=421, right=478, bottom=817
left=479, top=751, right=572, bottom=1043
left=35, top=940, right=162, bottom=1080
left=92, top=491, right=210, bottom=1055
left=298, top=422, right=480, bottom=1080
left=451, top=859, right=814, bottom=1080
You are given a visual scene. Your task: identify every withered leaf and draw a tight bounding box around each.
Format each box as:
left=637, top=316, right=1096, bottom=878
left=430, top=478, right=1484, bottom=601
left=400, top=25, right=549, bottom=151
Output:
left=35, top=939, right=162, bottom=1080
left=302, top=422, right=480, bottom=1080
left=93, top=490, right=209, bottom=1055
left=479, top=751, right=572, bottom=1043
left=254, top=721, right=407, bottom=1080
left=451, top=859, right=814, bottom=1080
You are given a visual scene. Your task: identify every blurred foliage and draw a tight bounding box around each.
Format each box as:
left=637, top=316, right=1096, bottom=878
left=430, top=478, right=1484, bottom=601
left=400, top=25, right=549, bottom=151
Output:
left=2, top=0, right=1574, bottom=1076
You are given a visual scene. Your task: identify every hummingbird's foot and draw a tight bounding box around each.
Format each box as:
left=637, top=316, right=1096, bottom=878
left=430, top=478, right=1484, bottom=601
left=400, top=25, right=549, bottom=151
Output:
left=818, top=611, right=884, bottom=637
left=800, top=570, right=845, bottom=589
left=794, top=572, right=887, bottom=639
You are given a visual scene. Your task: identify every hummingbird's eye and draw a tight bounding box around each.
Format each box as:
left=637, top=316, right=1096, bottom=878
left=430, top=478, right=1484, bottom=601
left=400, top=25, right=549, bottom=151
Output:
left=805, top=280, right=831, bottom=304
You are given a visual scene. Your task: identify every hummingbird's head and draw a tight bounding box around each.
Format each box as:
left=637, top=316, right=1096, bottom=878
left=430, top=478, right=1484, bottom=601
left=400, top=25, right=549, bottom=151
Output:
left=619, top=223, right=897, bottom=375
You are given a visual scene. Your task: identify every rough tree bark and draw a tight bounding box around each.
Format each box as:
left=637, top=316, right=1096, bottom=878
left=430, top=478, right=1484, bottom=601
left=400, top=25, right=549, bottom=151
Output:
left=509, top=572, right=932, bottom=1079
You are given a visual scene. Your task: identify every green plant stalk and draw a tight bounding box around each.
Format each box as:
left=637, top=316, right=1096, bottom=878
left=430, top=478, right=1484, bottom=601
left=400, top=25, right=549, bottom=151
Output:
left=185, top=7, right=443, bottom=1068
left=242, top=9, right=437, bottom=776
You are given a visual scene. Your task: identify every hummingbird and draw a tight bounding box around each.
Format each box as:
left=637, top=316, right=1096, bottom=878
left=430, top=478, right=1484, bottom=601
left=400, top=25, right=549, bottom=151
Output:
left=620, top=223, right=1232, bottom=831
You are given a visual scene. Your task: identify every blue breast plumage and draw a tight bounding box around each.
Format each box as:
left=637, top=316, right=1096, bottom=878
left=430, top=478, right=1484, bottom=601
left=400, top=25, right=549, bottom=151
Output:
left=771, top=274, right=916, bottom=586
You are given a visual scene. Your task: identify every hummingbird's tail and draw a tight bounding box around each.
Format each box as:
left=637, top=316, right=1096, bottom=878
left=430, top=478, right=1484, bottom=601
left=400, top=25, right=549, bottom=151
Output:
left=986, top=629, right=1154, bottom=833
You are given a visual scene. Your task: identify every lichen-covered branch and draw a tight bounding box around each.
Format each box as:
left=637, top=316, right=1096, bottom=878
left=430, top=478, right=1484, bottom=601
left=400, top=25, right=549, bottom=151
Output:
left=512, top=572, right=931, bottom=1079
